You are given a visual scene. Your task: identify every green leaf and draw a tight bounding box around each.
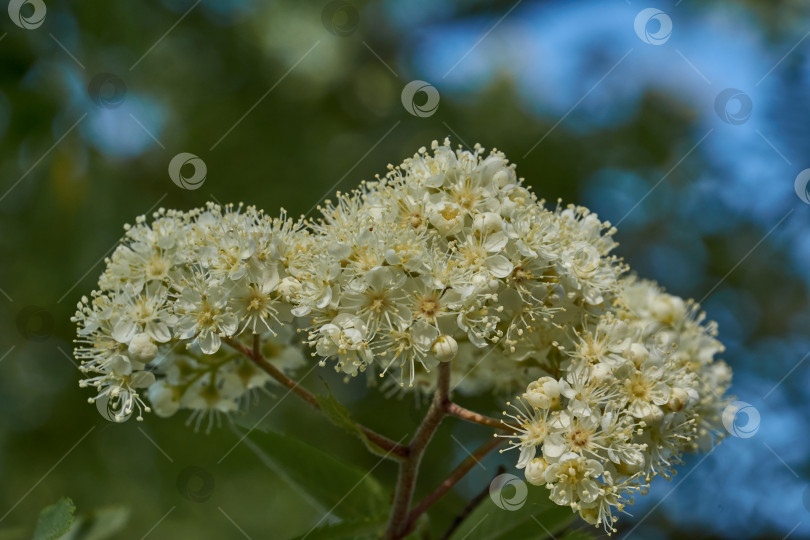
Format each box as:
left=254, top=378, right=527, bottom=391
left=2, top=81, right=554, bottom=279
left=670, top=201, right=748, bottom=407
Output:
left=447, top=483, right=576, bottom=540
left=33, top=497, right=75, bottom=540
left=287, top=515, right=387, bottom=540
left=314, top=383, right=387, bottom=456
left=244, top=428, right=390, bottom=520
left=62, top=506, right=130, bottom=540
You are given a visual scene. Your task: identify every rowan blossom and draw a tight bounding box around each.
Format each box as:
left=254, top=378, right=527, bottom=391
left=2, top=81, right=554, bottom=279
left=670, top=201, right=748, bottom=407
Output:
left=71, top=141, right=732, bottom=534
left=299, top=140, right=625, bottom=390
left=505, top=277, right=731, bottom=532
left=73, top=204, right=308, bottom=430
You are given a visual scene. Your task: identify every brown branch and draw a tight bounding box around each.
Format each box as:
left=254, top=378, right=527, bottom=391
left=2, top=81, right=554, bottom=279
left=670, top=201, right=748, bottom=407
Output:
left=223, top=336, right=409, bottom=460
left=403, top=436, right=505, bottom=536
left=383, top=362, right=452, bottom=540
left=446, top=402, right=518, bottom=432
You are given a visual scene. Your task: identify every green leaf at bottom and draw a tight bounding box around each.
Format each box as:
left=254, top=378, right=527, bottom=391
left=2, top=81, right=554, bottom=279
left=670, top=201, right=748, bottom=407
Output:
left=243, top=428, right=390, bottom=520
left=33, top=497, right=75, bottom=540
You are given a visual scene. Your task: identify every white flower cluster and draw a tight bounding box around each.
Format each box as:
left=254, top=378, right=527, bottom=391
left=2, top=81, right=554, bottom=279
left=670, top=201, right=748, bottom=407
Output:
left=72, top=140, right=731, bottom=532
left=72, top=204, right=308, bottom=429
left=299, top=140, right=625, bottom=391
left=506, top=277, right=731, bottom=532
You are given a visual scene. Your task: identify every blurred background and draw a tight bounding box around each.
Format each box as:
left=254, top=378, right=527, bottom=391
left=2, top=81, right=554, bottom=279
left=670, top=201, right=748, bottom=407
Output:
left=1, top=0, right=809, bottom=538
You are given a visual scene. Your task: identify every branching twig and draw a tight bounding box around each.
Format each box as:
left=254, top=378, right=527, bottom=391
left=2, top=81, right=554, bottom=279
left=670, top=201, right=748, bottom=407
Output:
left=230, top=335, right=518, bottom=537
left=223, top=336, right=409, bottom=460
left=403, top=437, right=505, bottom=537
left=446, top=402, right=518, bottom=432
left=383, top=362, right=452, bottom=539
left=439, top=464, right=506, bottom=540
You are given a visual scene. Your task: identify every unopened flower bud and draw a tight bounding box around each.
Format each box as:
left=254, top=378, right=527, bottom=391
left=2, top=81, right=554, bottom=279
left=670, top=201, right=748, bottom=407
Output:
left=128, top=333, right=158, bottom=362
left=525, top=457, right=548, bottom=486
left=432, top=335, right=458, bottom=361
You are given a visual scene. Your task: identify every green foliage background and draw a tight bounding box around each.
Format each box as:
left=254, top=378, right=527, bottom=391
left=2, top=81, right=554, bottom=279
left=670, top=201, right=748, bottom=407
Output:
left=1, top=1, right=808, bottom=539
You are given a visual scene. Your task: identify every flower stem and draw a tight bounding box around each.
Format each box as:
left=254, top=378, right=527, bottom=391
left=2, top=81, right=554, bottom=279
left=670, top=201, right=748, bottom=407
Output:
left=383, top=362, right=452, bottom=539
left=445, top=402, right=518, bottom=432
left=402, top=436, right=504, bottom=537
left=223, top=336, right=409, bottom=460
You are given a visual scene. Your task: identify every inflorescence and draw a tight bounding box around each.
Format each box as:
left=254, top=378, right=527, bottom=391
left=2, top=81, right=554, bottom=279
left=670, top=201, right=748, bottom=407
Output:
left=73, top=139, right=731, bottom=531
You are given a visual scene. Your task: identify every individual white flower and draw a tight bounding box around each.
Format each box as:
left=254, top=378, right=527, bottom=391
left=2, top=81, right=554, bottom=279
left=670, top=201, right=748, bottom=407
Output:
left=376, top=321, right=440, bottom=385
left=147, top=380, right=181, bottom=418
left=175, top=280, right=238, bottom=354
left=616, top=361, right=671, bottom=421
left=315, top=313, right=373, bottom=376
left=545, top=452, right=604, bottom=506
left=229, top=266, right=288, bottom=334
left=523, top=376, right=563, bottom=410
left=342, top=266, right=412, bottom=333
left=181, top=371, right=242, bottom=431
left=110, top=285, right=174, bottom=345
left=428, top=201, right=465, bottom=236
